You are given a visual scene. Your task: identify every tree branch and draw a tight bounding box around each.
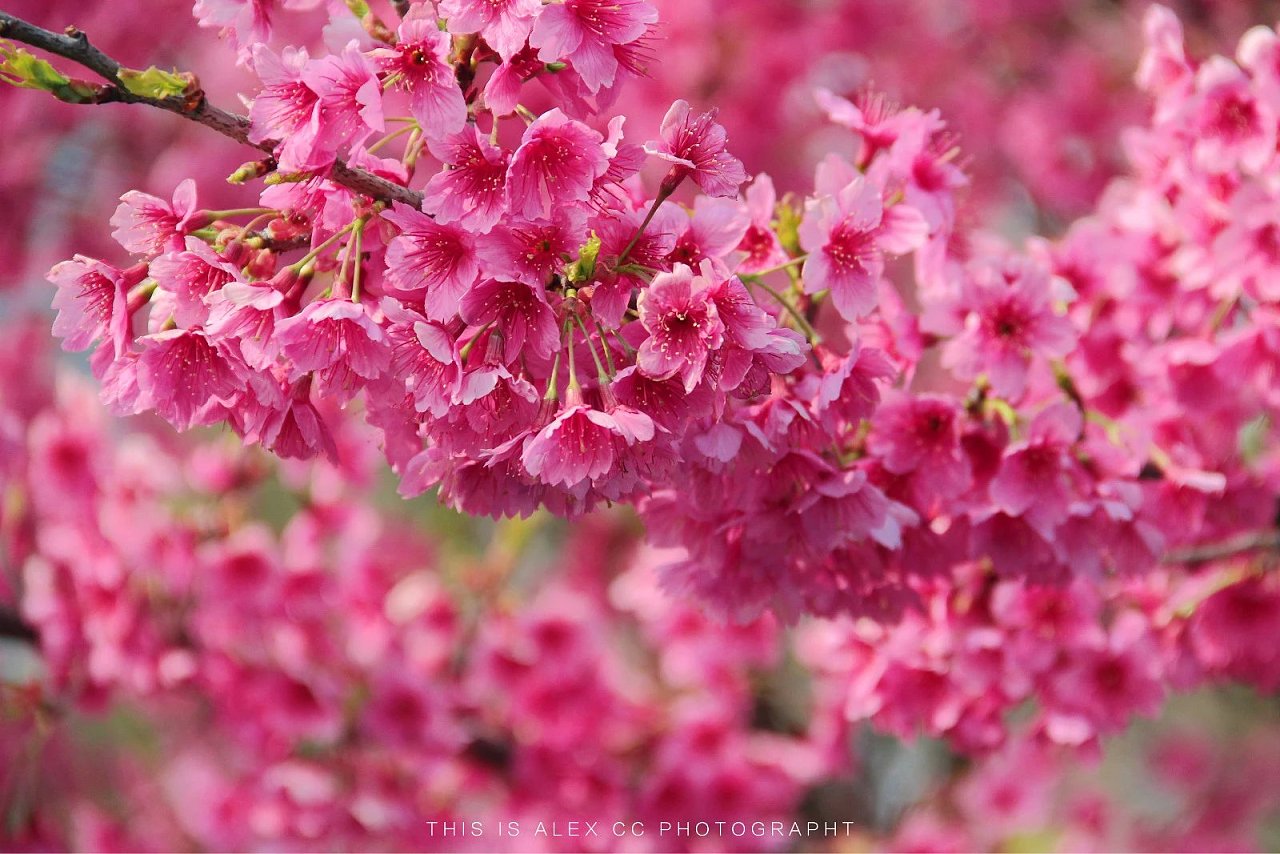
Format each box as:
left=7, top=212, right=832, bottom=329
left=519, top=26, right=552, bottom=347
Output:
left=1163, top=529, right=1280, bottom=566
left=0, top=10, right=424, bottom=210
left=0, top=605, right=38, bottom=645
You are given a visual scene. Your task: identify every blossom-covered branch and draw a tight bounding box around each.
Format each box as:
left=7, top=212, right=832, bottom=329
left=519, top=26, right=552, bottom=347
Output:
left=0, top=9, right=423, bottom=208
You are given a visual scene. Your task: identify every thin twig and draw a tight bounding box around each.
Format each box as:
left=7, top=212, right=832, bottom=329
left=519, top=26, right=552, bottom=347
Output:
left=0, top=10, right=424, bottom=209
left=1163, top=529, right=1280, bottom=565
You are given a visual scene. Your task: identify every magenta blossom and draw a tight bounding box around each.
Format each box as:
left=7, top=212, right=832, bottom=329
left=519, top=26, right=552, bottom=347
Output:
left=372, top=16, right=466, bottom=141
left=939, top=258, right=1077, bottom=400
left=529, top=0, right=657, bottom=93
left=109, top=179, right=201, bottom=258
left=644, top=100, right=748, bottom=199
left=382, top=203, right=480, bottom=321
left=48, top=256, right=139, bottom=356
left=521, top=403, right=655, bottom=487
left=440, top=0, right=541, bottom=62
left=800, top=167, right=927, bottom=320
left=458, top=279, right=559, bottom=361
left=636, top=263, right=726, bottom=392
left=136, top=328, right=248, bottom=430
left=276, top=299, right=390, bottom=403
left=505, top=109, right=609, bottom=220
left=247, top=45, right=324, bottom=172
left=423, top=127, right=510, bottom=233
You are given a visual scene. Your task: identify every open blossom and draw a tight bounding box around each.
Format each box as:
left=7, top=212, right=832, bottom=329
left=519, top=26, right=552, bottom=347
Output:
left=939, top=258, right=1077, bottom=400
left=505, top=109, right=609, bottom=220
left=382, top=203, right=480, bottom=320
left=372, top=15, right=466, bottom=140
left=48, top=256, right=138, bottom=356
left=735, top=174, right=787, bottom=273
left=302, top=41, right=385, bottom=159
left=248, top=45, right=324, bottom=172
left=439, top=0, right=541, bottom=61
left=423, top=127, right=510, bottom=232
left=458, top=279, right=559, bottom=361
left=800, top=168, right=927, bottom=319
left=868, top=393, right=973, bottom=509
left=636, top=263, right=725, bottom=392
left=136, top=328, right=248, bottom=429
left=521, top=403, right=654, bottom=487
left=109, top=179, right=201, bottom=258
left=644, top=100, right=748, bottom=198
left=276, top=300, right=390, bottom=403
left=529, top=0, right=657, bottom=93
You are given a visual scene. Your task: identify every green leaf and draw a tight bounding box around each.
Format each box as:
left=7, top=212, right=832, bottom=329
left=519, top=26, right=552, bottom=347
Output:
left=566, top=233, right=602, bottom=283
left=0, top=41, right=69, bottom=91
left=116, top=65, right=194, bottom=99
left=0, top=41, right=102, bottom=103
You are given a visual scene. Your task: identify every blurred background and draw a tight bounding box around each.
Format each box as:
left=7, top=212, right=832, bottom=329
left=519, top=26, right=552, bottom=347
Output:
left=5, top=0, right=1280, bottom=851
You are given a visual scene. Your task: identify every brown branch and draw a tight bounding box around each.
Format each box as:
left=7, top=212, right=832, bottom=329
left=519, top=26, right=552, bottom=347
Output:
left=390, top=0, right=412, bottom=18
left=0, top=605, right=38, bottom=645
left=0, top=10, right=424, bottom=210
left=1163, top=529, right=1280, bottom=566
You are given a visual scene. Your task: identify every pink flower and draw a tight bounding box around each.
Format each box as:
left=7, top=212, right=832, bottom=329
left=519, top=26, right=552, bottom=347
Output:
left=248, top=45, right=325, bottom=172
left=666, top=197, right=750, bottom=268
left=735, top=174, right=787, bottom=273
left=477, top=207, right=588, bottom=286
left=371, top=17, right=465, bottom=141
left=276, top=300, right=390, bottom=403
left=205, top=281, right=285, bottom=371
left=636, top=263, right=725, bottom=392
left=382, top=203, right=480, bottom=320
left=109, top=179, right=201, bottom=258
left=302, top=41, right=385, bottom=160
left=440, top=0, right=541, bottom=62
left=505, top=109, right=608, bottom=220
left=423, top=127, right=510, bottom=232
left=48, top=256, right=137, bottom=356
left=521, top=403, right=654, bottom=487
left=1188, top=56, right=1274, bottom=173
left=988, top=404, right=1083, bottom=537
left=868, top=393, right=973, bottom=509
left=149, top=238, right=242, bottom=328
left=136, top=329, right=248, bottom=429
left=811, top=340, right=896, bottom=426
left=458, top=279, right=559, bottom=361
left=644, top=100, right=747, bottom=199
left=799, top=169, right=926, bottom=320
left=940, top=258, right=1077, bottom=400
left=529, top=0, right=658, bottom=93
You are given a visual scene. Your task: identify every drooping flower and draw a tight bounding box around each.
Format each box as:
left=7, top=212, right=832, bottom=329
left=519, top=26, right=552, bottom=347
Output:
left=867, top=393, right=973, bottom=509
left=636, top=263, right=725, bottom=392
left=505, top=109, right=608, bottom=220
left=148, top=238, right=242, bottom=328
left=48, top=256, right=138, bottom=356
left=135, top=328, right=249, bottom=430
left=476, top=207, right=588, bottom=287
left=382, top=203, right=480, bottom=321
left=458, top=279, right=559, bottom=361
left=529, top=0, right=658, bottom=93
left=521, top=403, right=654, bottom=487
left=302, top=40, right=385, bottom=160
left=644, top=100, right=747, bottom=199
left=248, top=45, right=325, bottom=172
left=276, top=299, right=390, bottom=403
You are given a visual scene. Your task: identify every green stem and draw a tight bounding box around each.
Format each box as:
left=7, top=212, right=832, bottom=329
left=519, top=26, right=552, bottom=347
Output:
left=203, top=207, right=274, bottom=219
left=575, top=314, right=611, bottom=381
left=350, top=220, right=366, bottom=302
left=744, top=254, right=808, bottom=278
left=458, top=320, right=495, bottom=361
left=616, top=187, right=674, bottom=267
left=746, top=278, right=821, bottom=344
left=289, top=219, right=362, bottom=273
left=366, top=122, right=418, bottom=155
left=594, top=320, right=616, bottom=374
